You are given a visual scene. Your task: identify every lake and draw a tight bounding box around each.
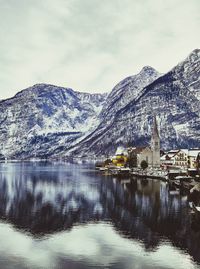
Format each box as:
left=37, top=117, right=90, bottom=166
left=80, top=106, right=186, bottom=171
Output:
left=0, top=161, right=199, bottom=269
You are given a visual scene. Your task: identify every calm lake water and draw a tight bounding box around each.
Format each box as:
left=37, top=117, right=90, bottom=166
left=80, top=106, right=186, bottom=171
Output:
left=0, top=162, right=200, bottom=269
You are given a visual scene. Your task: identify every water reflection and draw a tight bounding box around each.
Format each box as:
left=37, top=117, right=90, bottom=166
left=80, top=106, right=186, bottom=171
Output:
left=0, top=162, right=105, bottom=234
left=0, top=162, right=199, bottom=269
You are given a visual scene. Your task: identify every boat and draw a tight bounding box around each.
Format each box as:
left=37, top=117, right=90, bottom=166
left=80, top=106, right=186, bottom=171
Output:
left=99, top=167, right=108, bottom=171
left=118, top=167, right=131, bottom=173
left=168, top=176, right=197, bottom=193
left=110, top=167, right=131, bottom=177
left=175, top=175, right=194, bottom=182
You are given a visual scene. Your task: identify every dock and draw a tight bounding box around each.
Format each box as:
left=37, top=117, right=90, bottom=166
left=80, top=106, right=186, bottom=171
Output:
left=97, top=165, right=200, bottom=194
left=130, top=169, right=167, bottom=180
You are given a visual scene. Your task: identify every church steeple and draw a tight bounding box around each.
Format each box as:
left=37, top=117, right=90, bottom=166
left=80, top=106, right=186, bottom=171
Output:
left=151, top=115, right=160, bottom=167
left=152, top=114, right=159, bottom=139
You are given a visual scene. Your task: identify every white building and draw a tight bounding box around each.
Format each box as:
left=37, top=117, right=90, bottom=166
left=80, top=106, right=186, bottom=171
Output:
left=161, top=148, right=200, bottom=169
left=188, top=149, right=200, bottom=169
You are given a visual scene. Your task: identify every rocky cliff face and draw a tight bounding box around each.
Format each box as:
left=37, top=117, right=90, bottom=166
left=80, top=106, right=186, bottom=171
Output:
left=0, top=49, right=199, bottom=159
left=68, top=49, right=200, bottom=157
left=0, top=84, right=107, bottom=158
left=173, top=48, right=200, bottom=100
left=99, top=66, right=161, bottom=121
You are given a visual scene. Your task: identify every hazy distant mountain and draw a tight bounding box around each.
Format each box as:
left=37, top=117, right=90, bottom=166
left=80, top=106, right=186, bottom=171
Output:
left=0, top=49, right=199, bottom=159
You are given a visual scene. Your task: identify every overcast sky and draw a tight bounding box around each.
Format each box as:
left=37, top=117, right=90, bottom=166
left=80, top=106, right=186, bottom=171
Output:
left=0, top=0, right=199, bottom=100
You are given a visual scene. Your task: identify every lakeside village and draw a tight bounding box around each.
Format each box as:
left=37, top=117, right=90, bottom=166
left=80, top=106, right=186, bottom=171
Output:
left=96, top=116, right=200, bottom=220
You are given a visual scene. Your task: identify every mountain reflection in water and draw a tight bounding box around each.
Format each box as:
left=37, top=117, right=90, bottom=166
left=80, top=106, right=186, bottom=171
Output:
left=0, top=162, right=199, bottom=269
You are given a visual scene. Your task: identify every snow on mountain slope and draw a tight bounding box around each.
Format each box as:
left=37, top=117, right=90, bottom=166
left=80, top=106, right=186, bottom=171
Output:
left=0, top=84, right=107, bottom=158
left=100, top=66, right=161, bottom=121
left=68, top=49, right=200, bottom=157
left=0, top=49, right=199, bottom=159
left=168, top=48, right=200, bottom=101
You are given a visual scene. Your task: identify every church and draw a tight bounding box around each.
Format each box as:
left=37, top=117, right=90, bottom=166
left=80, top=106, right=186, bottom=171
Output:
left=136, top=116, right=160, bottom=168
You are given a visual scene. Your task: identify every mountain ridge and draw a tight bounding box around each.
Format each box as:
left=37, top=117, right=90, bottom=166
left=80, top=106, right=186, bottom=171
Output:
left=0, top=49, right=199, bottom=159
left=66, top=49, right=200, bottom=157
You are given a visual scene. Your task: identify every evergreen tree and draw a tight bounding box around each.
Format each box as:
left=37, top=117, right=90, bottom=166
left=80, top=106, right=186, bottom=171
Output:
left=141, top=160, right=148, bottom=170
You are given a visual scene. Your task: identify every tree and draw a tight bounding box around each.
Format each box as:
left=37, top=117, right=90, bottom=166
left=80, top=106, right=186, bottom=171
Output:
left=127, top=153, right=137, bottom=168
left=104, top=158, right=112, bottom=166
left=197, top=153, right=200, bottom=175
left=141, top=160, right=148, bottom=170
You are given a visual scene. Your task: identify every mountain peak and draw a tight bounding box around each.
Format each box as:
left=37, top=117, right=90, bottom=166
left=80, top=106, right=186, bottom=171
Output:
left=170, top=48, right=199, bottom=79
left=187, top=48, right=200, bottom=63
left=177, top=48, right=200, bottom=67
left=190, top=48, right=200, bottom=56
left=140, top=66, right=158, bottom=75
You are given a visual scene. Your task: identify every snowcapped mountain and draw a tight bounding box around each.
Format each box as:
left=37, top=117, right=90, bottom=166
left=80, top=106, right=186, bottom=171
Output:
left=68, top=49, right=200, bottom=157
left=100, top=66, right=161, bottom=121
left=0, top=49, right=199, bottom=159
left=172, top=48, right=200, bottom=100
left=0, top=84, right=107, bottom=158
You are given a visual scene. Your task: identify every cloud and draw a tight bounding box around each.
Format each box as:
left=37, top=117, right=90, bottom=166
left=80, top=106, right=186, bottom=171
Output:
left=0, top=0, right=199, bottom=99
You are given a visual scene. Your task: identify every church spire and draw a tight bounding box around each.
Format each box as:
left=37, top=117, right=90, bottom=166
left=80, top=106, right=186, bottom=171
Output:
left=151, top=115, right=160, bottom=167
left=152, top=114, right=159, bottom=138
